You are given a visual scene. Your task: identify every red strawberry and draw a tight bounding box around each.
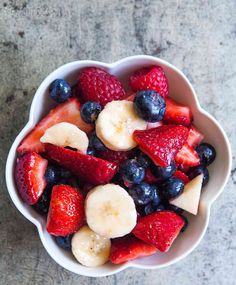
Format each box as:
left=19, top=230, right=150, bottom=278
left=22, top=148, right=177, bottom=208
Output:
left=17, top=98, right=93, bottom=154
left=15, top=152, right=48, bottom=205
left=46, top=185, right=85, bottom=236
left=144, top=169, right=158, bottom=184
left=175, top=144, right=200, bottom=167
left=125, top=92, right=135, bottom=102
left=132, top=211, right=185, bottom=252
left=187, top=125, right=204, bottom=147
left=146, top=121, right=163, bottom=130
left=173, top=170, right=190, bottom=184
left=78, top=67, right=125, bottom=106
left=45, top=144, right=118, bottom=185
left=110, top=235, right=157, bottom=264
left=97, top=149, right=130, bottom=165
left=163, top=98, right=192, bottom=126
left=129, top=66, right=168, bottom=98
left=133, top=125, right=189, bottom=167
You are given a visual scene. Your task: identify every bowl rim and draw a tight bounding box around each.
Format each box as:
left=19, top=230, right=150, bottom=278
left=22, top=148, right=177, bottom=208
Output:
left=5, top=55, right=232, bottom=277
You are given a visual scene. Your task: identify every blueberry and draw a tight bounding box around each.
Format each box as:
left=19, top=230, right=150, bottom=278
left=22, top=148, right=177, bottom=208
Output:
left=136, top=152, right=151, bottom=168
left=89, top=132, right=106, bottom=151
left=134, top=90, right=166, bottom=122
left=143, top=203, right=166, bottom=215
left=165, top=204, right=184, bottom=215
left=120, top=159, right=145, bottom=184
left=152, top=186, right=162, bottom=206
left=128, top=182, right=155, bottom=205
left=160, top=177, right=184, bottom=200
left=180, top=215, right=188, bottom=232
left=87, top=147, right=96, bottom=156
left=151, top=161, right=177, bottom=183
left=196, top=143, right=216, bottom=166
left=33, top=186, right=52, bottom=215
left=80, top=101, right=102, bottom=124
left=55, top=235, right=72, bottom=250
left=59, top=167, right=72, bottom=179
left=49, top=79, right=71, bottom=103
left=188, top=165, right=209, bottom=186
left=44, top=165, right=60, bottom=185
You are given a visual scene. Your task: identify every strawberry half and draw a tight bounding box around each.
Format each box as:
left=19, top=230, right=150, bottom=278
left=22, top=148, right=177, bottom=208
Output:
left=97, top=149, right=130, bottom=165
left=133, top=125, right=189, bottom=167
left=163, top=98, right=192, bottom=126
left=132, top=211, right=185, bottom=252
left=187, top=125, right=204, bottom=148
left=173, top=170, right=190, bottom=184
left=17, top=98, right=93, bottom=154
left=47, top=185, right=85, bottom=236
left=175, top=144, right=200, bottom=167
left=110, top=235, right=157, bottom=264
left=45, top=144, right=118, bottom=185
left=78, top=67, right=125, bottom=106
left=15, top=152, right=48, bottom=205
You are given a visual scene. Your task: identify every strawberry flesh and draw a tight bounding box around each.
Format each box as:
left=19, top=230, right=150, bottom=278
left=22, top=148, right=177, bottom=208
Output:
left=97, top=149, right=130, bottom=165
left=45, top=144, right=118, bottom=185
left=164, top=98, right=192, bottom=126
left=173, top=170, right=190, bottom=184
left=175, top=144, right=200, bottom=167
left=187, top=125, right=204, bottom=147
left=15, top=152, right=48, bottom=205
left=17, top=98, right=93, bottom=154
left=110, top=235, right=157, bottom=264
left=132, top=211, right=185, bottom=252
left=47, top=185, right=85, bottom=236
left=133, top=125, right=189, bottom=167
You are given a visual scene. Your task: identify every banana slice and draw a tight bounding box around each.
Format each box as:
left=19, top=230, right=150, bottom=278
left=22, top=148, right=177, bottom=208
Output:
left=72, top=225, right=111, bottom=267
left=96, top=100, right=147, bottom=151
left=40, top=122, right=88, bottom=152
left=85, top=184, right=137, bottom=238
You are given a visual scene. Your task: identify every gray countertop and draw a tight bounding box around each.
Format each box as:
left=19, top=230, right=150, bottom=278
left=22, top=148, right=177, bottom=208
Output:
left=0, top=0, right=236, bottom=284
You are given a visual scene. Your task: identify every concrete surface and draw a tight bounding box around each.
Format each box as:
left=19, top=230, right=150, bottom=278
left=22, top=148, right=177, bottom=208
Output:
left=0, top=0, right=236, bottom=284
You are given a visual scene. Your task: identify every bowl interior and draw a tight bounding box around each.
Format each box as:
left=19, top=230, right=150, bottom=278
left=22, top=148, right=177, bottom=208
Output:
left=6, top=56, right=231, bottom=277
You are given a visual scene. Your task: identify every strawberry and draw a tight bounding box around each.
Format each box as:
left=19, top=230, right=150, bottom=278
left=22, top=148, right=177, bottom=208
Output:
left=129, top=66, right=168, bottom=98
left=132, top=211, right=185, bottom=252
left=187, top=125, right=204, bottom=147
left=45, top=144, right=118, bottom=185
left=110, top=235, right=157, bottom=264
left=133, top=125, right=189, bottom=167
left=15, top=152, right=48, bottom=205
left=78, top=67, right=125, bottom=106
left=46, top=185, right=85, bottom=236
left=163, top=98, right=192, bottom=126
left=144, top=169, right=158, bottom=184
left=17, top=98, right=93, bottom=154
left=175, top=144, right=200, bottom=167
left=173, top=170, right=190, bottom=184
left=146, top=121, right=163, bottom=130
left=97, top=149, right=130, bottom=165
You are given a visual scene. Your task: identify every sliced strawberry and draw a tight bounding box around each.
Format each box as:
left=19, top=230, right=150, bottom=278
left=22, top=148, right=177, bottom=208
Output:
left=163, top=98, right=192, bottom=126
left=175, top=144, right=200, bottom=167
left=97, top=149, right=130, bottom=165
left=133, top=125, right=189, bottom=167
left=144, top=169, right=158, bottom=184
left=110, top=235, right=157, bottom=264
left=17, top=98, right=93, bottom=154
left=132, top=211, right=185, bottom=252
left=45, top=144, right=118, bottom=185
left=187, top=125, right=204, bottom=148
left=15, top=152, right=48, bottom=205
left=173, top=170, right=190, bottom=184
left=47, top=185, right=85, bottom=236
left=124, top=91, right=135, bottom=102
left=146, top=121, right=163, bottom=130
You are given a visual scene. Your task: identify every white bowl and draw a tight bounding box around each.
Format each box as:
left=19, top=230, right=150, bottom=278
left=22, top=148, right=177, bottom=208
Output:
left=5, top=55, right=231, bottom=277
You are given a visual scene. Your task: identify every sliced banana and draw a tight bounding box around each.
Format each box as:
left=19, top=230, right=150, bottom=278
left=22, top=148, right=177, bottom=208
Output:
left=96, top=100, right=147, bottom=151
left=72, top=225, right=111, bottom=267
left=85, top=184, right=137, bottom=238
left=40, top=122, right=89, bottom=153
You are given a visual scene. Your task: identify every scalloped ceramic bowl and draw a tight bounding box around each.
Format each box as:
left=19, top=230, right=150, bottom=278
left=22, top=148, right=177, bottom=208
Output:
left=6, top=55, right=231, bottom=277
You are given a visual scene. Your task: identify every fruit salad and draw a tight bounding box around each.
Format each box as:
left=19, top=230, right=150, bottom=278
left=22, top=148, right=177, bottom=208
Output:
left=14, top=65, right=216, bottom=267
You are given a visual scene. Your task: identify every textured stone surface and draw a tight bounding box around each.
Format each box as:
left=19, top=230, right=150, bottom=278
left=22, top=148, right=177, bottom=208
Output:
left=0, top=0, right=236, bottom=284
